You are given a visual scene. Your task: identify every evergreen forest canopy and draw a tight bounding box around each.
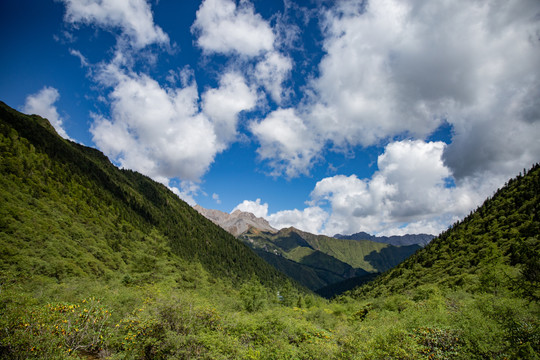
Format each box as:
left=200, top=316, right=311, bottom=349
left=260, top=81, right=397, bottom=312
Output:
left=0, top=101, right=538, bottom=359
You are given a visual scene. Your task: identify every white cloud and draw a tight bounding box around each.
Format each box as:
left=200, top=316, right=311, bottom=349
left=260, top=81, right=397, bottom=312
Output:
left=23, top=87, right=71, bottom=140
left=232, top=198, right=328, bottom=234
left=202, top=72, right=257, bottom=148
left=90, top=68, right=219, bottom=182
left=307, top=0, right=441, bottom=149
left=267, top=206, right=328, bottom=234
left=212, top=193, right=221, bottom=204
left=252, top=0, right=540, bottom=182
left=310, top=140, right=493, bottom=236
left=69, top=49, right=89, bottom=67
left=170, top=180, right=199, bottom=206
left=233, top=198, right=268, bottom=218
left=61, top=0, right=169, bottom=49
left=91, top=67, right=259, bottom=187
left=192, top=0, right=274, bottom=56
left=254, top=51, right=293, bottom=104
left=250, top=108, right=322, bottom=177
left=61, top=0, right=261, bottom=196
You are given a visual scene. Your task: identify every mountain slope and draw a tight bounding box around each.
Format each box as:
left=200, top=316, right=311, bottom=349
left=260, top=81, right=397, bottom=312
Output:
left=0, top=101, right=290, bottom=289
left=244, top=227, right=420, bottom=273
left=239, top=226, right=420, bottom=293
left=350, top=163, right=540, bottom=300
left=193, top=204, right=421, bottom=294
left=1, top=101, right=538, bottom=359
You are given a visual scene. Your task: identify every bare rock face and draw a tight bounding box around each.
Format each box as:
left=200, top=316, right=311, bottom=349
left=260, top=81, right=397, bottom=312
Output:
left=194, top=205, right=277, bottom=237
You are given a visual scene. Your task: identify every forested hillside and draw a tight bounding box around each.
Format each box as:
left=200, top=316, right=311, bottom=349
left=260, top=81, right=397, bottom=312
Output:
left=1, top=101, right=538, bottom=359
left=350, top=163, right=540, bottom=300
left=0, top=101, right=288, bottom=288
left=334, top=232, right=434, bottom=247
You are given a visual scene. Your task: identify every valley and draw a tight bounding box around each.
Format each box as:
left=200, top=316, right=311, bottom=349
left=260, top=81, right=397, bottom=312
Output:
left=0, top=102, right=538, bottom=359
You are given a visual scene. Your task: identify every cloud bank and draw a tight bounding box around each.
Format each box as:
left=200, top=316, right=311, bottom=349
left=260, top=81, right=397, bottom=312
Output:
left=237, top=140, right=502, bottom=236
left=252, top=0, right=540, bottom=182
left=57, top=0, right=540, bottom=236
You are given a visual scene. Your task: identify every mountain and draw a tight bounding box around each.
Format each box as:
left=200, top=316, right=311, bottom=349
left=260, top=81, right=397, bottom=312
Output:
left=193, top=205, right=421, bottom=295
left=193, top=205, right=277, bottom=236
left=334, top=232, right=434, bottom=247
left=1, top=101, right=537, bottom=359
left=244, top=227, right=421, bottom=273
left=0, top=101, right=290, bottom=289
left=240, top=226, right=420, bottom=294
left=350, top=163, right=540, bottom=300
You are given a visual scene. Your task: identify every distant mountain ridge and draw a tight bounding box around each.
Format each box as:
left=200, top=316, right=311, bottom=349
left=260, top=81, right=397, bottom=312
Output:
left=334, top=232, right=434, bottom=247
left=239, top=226, right=420, bottom=296
left=193, top=205, right=277, bottom=236
left=194, top=205, right=422, bottom=295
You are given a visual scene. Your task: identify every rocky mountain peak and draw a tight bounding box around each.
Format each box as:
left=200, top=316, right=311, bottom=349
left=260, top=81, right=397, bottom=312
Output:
left=194, top=205, right=277, bottom=237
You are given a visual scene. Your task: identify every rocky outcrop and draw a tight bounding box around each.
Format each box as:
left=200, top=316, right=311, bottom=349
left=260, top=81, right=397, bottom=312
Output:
left=194, top=205, right=277, bottom=237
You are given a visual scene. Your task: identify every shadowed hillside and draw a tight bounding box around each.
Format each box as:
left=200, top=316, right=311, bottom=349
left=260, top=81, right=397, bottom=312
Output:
left=335, top=232, right=434, bottom=247
left=240, top=226, right=420, bottom=293
left=0, top=101, right=290, bottom=288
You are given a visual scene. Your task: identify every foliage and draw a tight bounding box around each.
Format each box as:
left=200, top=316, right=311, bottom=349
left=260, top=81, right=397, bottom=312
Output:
left=1, top=102, right=539, bottom=359
left=0, top=101, right=292, bottom=290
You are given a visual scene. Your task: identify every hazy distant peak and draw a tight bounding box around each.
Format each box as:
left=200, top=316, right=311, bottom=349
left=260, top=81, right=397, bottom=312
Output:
left=334, top=232, right=434, bottom=247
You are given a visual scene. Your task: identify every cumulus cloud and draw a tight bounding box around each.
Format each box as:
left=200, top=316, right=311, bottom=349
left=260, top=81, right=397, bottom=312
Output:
left=60, top=0, right=260, bottom=193
left=90, top=68, right=218, bottom=182
left=254, top=51, right=293, bottom=104
left=267, top=206, right=328, bottom=234
left=233, top=198, right=269, bottom=218
left=91, top=65, right=258, bottom=187
left=202, top=72, right=257, bottom=148
left=192, top=0, right=274, bottom=56
left=246, top=140, right=502, bottom=236
left=310, top=140, right=493, bottom=236
left=23, top=87, right=71, bottom=139
left=234, top=136, right=507, bottom=235
left=61, top=0, right=169, bottom=49
left=306, top=0, right=442, bottom=149
left=232, top=198, right=328, bottom=234
left=250, top=108, right=322, bottom=177
left=251, top=0, right=540, bottom=181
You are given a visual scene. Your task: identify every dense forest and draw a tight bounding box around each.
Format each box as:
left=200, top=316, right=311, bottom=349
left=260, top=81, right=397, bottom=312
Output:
left=0, top=101, right=290, bottom=288
left=1, top=102, right=538, bottom=359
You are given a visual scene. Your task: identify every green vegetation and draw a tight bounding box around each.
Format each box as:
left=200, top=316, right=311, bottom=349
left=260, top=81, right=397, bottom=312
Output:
left=351, top=163, right=540, bottom=301
left=240, top=227, right=419, bottom=293
left=0, top=101, right=289, bottom=288
left=1, top=102, right=538, bottom=359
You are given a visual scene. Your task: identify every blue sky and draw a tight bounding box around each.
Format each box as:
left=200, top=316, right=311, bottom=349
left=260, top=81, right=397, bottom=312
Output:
left=1, top=0, right=539, bottom=236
